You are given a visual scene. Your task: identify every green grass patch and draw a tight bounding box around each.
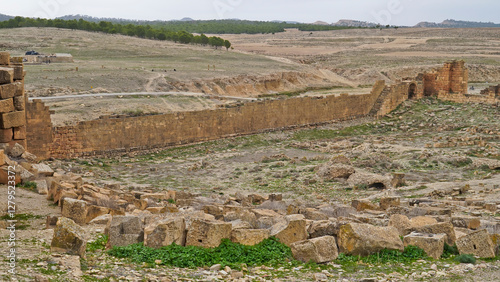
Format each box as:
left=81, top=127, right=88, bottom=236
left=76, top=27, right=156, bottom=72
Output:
left=455, top=254, right=476, bottom=264
left=17, top=181, right=38, bottom=192
left=87, top=234, right=108, bottom=252
left=441, top=243, right=459, bottom=259
left=0, top=213, right=43, bottom=221
left=107, top=237, right=293, bottom=269
left=336, top=245, right=429, bottom=268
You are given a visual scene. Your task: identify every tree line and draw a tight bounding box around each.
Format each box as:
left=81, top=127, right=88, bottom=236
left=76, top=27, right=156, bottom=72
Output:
left=0, top=17, right=231, bottom=49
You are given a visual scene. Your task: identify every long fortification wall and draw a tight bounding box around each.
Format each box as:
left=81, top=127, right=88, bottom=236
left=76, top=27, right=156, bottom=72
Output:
left=28, top=89, right=382, bottom=159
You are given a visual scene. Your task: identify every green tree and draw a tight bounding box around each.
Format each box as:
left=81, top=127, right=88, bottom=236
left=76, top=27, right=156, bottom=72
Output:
left=224, top=40, right=231, bottom=50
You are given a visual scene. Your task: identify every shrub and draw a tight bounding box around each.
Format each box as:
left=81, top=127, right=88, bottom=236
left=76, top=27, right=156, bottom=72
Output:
left=455, top=254, right=476, bottom=264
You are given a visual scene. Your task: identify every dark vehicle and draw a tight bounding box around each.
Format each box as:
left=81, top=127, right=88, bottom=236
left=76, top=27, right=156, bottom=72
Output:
left=25, top=50, right=40, bottom=55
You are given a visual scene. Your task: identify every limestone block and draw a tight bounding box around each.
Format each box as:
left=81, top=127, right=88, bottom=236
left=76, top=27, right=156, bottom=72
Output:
left=0, top=166, right=21, bottom=185
left=13, top=96, right=25, bottom=111
left=144, top=218, right=186, bottom=248
left=405, top=222, right=456, bottom=245
left=403, top=232, right=446, bottom=259
left=451, top=216, right=481, bottom=230
left=0, top=98, right=14, bottom=113
left=270, top=214, right=308, bottom=247
left=351, top=199, right=378, bottom=211
left=388, top=214, right=411, bottom=236
left=290, top=236, right=339, bottom=263
left=105, top=216, right=144, bottom=247
left=31, top=163, right=54, bottom=176
left=338, top=223, right=404, bottom=256
left=0, top=67, right=13, bottom=84
left=0, top=111, right=25, bottom=129
left=85, top=205, right=110, bottom=224
left=380, top=196, right=401, bottom=210
left=230, top=229, right=270, bottom=246
left=456, top=229, right=496, bottom=258
left=301, top=208, right=329, bottom=221
left=0, top=52, right=9, bottom=65
left=50, top=217, right=86, bottom=258
left=62, top=198, right=87, bottom=225
left=185, top=219, right=232, bottom=248
left=410, top=216, right=438, bottom=228
left=12, top=65, right=23, bottom=80
left=34, top=179, right=48, bottom=195
left=0, top=128, right=12, bottom=143
left=308, top=219, right=340, bottom=238
left=13, top=126, right=26, bottom=140
left=316, top=163, right=355, bottom=180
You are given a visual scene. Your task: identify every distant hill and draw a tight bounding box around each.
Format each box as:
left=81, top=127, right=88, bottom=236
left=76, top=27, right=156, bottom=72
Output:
left=414, top=19, right=500, bottom=28
left=0, top=13, right=13, bottom=21
left=312, top=21, right=330, bottom=26
left=333, top=19, right=378, bottom=28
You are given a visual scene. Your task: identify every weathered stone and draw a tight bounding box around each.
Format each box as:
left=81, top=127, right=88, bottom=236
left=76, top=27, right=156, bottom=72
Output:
left=351, top=199, right=378, bottom=211
left=0, top=83, right=16, bottom=99
left=0, top=52, right=10, bottom=65
left=35, top=179, right=48, bottom=195
left=50, top=217, right=86, bottom=257
left=203, top=205, right=224, bottom=220
left=106, top=216, right=144, bottom=247
left=0, top=165, right=21, bottom=185
left=230, top=229, right=270, bottom=246
left=485, top=203, right=497, bottom=213
left=252, top=208, right=281, bottom=218
left=456, top=229, right=496, bottom=258
left=144, top=218, right=186, bottom=248
left=403, top=232, right=446, bottom=259
left=338, top=223, right=403, bottom=256
left=0, top=111, right=25, bottom=129
left=0, top=67, right=14, bottom=84
left=319, top=204, right=357, bottom=218
left=185, top=219, right=232, bottom=248
left=290, top=236, right=339, bottom=263
left=13, top=96, right=25, bottom=111
left=61, top=198, right=87, bottom=225
left=270, top=215, right=308, bottom=247
left=308, top=219, right=340, bottom=238
left=7, top=142, right=25, bottom=158
left=230, top=219, right=253, bottom=230
left=0, top=98, right=14, bottom=112
left=391, top=173, right=406, bottom=188
left=410, top=216, right=438, bottom=228
left=406, top=222, right=456, bottom=245
left=146, top=207, right=167, bottom=214
left=85, top=205, right=110, bottom=224
left=380, top=196, right=400, bottom=210
left=89, top=214, right=112, bottom=225
left=347, top=172, right=392, bottom=189
left=452, top=216, right=481, bottom=230
left=316, top=163, right=355, bottom=180
left=388, top=214, right=411, bottom=236
left=301, top=208, right=329, bottom=221
left=31, top=163, right=54, bottom=176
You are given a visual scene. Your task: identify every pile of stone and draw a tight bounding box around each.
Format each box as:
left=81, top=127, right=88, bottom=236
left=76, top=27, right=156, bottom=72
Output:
left=48, top=177, right=500, bottom=263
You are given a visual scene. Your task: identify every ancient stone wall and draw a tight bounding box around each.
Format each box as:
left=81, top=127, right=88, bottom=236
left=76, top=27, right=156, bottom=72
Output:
left=423, top=60, right=468, bottom=96
left=0, top=52, right=27, bottom=149
left=374, top=80, right=424, bottom=117
left=42, top=92, right=380, bottom=159
left=26, top=99, right=53, bottom=159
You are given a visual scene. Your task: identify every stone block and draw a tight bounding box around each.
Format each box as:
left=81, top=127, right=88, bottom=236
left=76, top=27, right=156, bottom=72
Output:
left=388, top=214, right=411, bottom=236
left=12, top=65, right=23, bottom=80
left=290, top=236, right=339, bottom=263
left=410, top=216, right=438, bottom=228
left=0, top=128, right=12, bottom=143
left=144, top=218, right=186, bottom=248
left=270, top=214, right=308, bottom=247
left=403, top=232, right=446, bottom=259
left=31, top=163, right=54, bottom=176
left=0, top=83, right=16, bottom=99
left=301, top=208, right=329, bottom=221
left=0, top=166, right=21, bottom=185
left=0, top=98, right=14, bottom=113
left=406, top=222, right=456, bottom=245
left=34, top=179, right=48, bottom=195
left=0, top=52, right=9, bottom=65
left=0, top=67, right=13, bottom=84
left=308, top=219, right=340, bottom=238
left=13, top=96, right=25, bottom=111
left=456, top=229, right=496, bottom=258
left=85, top=205, right=110, bottom=224
left=14, top=81, right=23, bottom=96
left=13, top=126, right=26, bottom=140
left=380, top=196, right=400, bottom=210
left=185, top=219, right=232, bottom=248
left=106, top=216, right=144, bottom=248
left=484, top=203, right=497, bottom=213
left=50, top=217, right=86, bottom=258
left=338, top=223, right=404, bottom=256
left=61, top=198, right=87, bottom=225
left=451, top=216, right=481, bottom=230
left=231, top=229, right=270, bottom=246
left=351, top=199, right=379, bottom=211
left=0, top=111, right=25, bottom=129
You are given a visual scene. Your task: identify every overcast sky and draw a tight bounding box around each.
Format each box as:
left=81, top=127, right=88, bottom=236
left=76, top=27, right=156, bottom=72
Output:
left=2, top=0, right=499, bottom=26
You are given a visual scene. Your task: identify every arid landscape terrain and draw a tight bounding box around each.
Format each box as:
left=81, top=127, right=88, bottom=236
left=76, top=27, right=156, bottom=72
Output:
left=0, top=26, right=500, bottom=281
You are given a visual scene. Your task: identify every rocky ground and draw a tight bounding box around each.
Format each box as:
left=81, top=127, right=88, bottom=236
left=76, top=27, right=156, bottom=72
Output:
left=0, top=97, right=499, bottom=281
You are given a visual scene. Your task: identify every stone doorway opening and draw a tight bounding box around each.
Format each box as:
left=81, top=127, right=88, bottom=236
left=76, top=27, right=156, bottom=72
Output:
left=408, top=83, right=417, bottom=99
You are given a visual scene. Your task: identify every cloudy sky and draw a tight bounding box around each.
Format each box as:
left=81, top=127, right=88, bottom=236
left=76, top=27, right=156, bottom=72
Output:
left=2, top=0, right=499, bottom=26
